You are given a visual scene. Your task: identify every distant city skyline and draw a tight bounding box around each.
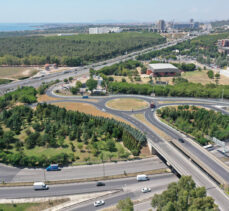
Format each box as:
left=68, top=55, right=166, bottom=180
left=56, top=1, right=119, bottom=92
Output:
left=0, top=0, right=229, bottom=23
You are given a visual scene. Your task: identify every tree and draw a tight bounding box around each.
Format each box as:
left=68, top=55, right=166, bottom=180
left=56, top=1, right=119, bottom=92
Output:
left=207, top=70, right=214, bottom=79
left=122, top=78, right=126, bottom=82
left=69, top=77, right=73, bottom=82
left=86, top=78, right=97, bottom=92
left=151, top=176, right=218, bottom=211
left=89, top=68, right=96, bottom=78
left=76, top=81, right=82, bottom=88
left=117, top=198, right=134, bottom=211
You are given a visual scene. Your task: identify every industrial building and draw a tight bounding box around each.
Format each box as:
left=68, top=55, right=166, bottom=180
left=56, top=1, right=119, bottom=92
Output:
left=147, top=63, right=180, bottom=77
left=89, top=27, right=122, bottom=34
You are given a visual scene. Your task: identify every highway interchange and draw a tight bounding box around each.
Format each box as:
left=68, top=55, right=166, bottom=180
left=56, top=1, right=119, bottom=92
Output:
left=45, top=89, right=229, bottom=211
left=2, top=32, right=229, bottom=210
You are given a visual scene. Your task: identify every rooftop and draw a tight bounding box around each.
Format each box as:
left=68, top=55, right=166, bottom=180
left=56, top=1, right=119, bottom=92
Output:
left=149, top=63, right=178, bottom=70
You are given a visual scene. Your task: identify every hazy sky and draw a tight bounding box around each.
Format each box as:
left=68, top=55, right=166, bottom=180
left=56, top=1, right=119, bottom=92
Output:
left=0, top=0, right=229, bottom=23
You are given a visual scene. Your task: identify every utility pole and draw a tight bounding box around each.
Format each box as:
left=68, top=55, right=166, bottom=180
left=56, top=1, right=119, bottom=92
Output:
left=43, top=169, right=46, bottom=182
left=222, top=89, right=224, bottom=101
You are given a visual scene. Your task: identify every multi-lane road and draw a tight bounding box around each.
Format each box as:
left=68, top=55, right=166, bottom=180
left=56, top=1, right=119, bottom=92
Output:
left=42, top=90, right=229, bottom=210
left=0, top=157, right=165, bottom=183
left=0, top=34, right=196, bottom=95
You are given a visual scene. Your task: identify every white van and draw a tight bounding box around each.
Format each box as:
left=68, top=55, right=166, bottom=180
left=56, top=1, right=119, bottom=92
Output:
left=33, top=182, right=49, bottom=190
left=136, top=174, right=149, bottom=181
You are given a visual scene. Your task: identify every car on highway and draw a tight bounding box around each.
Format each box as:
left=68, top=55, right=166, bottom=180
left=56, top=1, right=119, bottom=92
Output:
left=178, top=138, right=185, bottom=143
left=96, top=182, right=105, bottom=186
left=94, top=200, right=105, bottom=207
left=137, top=174, right=149, bottom=181
left=33, top=182, right=49, bottom=190
left=102, top=108, right=106, bottom=112
left=141, top=187, right=151, bottom=193
left=46, top=164, right=60, bottom=171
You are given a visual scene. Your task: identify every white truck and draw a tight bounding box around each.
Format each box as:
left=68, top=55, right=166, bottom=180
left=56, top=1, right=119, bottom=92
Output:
left=33, top=182, right=49, bottom=190
left=136, top=174, right=149, bottom=181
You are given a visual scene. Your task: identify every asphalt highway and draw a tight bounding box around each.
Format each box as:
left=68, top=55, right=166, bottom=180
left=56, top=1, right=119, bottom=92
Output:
left=43, top=91, right=229, bottom=210
left=0, top=34, right=197, bottom=95
left=60, top=173, right=178, bottom=211
left=0, top=173, right=176, bottom=199
left=0, top=157, right=165, bottom=183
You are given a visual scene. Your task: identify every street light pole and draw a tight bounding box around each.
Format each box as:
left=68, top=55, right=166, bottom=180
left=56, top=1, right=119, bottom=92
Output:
left=222, top=89, right=224, bottom=101
left=43, top=169, right=46, bottom=182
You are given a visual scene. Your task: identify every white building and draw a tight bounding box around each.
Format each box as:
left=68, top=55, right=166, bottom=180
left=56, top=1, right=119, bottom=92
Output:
left=89, top=27, right=122, bottom=34
left=148, top=63, right=180, bottom=77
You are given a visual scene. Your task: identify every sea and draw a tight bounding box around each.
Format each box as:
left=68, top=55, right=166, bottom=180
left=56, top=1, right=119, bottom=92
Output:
left=0, top=23, right=41, bottom=32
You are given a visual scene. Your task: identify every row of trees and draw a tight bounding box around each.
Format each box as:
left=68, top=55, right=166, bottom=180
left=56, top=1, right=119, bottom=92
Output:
left=0, top=86, right=37, bottom=111
left=157, top=105, right=229, bottom=145
left=0, top=104, right=146, bottom=167
left=172, top=62, right=196, bottom=72
left=108, top=81, right=229, bottom=99
left=0, top=33, right=165, bottom=66
left=137, top=32, right=229, bottom=67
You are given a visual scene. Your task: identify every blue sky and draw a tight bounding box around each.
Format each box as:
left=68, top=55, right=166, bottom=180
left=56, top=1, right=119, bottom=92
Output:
left=0, top=0, right=229, bottom=23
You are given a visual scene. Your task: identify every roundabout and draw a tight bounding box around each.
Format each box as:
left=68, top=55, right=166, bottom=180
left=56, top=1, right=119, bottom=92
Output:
left=105, top=97, right=149, bottom=111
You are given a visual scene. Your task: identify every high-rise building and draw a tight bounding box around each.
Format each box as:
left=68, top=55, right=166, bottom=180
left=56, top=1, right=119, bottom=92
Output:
left=157, top=20, right=166, bottom=32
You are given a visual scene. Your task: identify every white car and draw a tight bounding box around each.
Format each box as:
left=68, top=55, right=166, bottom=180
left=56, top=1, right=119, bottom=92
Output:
left=141, top=187, right=151, bottom=193
left=94, top=200, right=105, bottom=207
left=102, top=108, right=106, bottom=112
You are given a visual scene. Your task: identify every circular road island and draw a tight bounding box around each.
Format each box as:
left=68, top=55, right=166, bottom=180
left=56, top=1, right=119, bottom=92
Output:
left=106, top=98, right=149, bottom=111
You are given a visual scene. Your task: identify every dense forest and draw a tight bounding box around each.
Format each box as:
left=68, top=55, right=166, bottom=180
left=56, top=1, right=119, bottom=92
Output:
left=0, top=104, right=146, bottom=167
left=152, top=176, right=218, bottom=211
left=0, top=32, right=165, bottom=66
left=157, top=105, right=229, bottom=145
left=0, top=87, right=37, bottom=110
left=137, top=33, right=229, bottom=67
left=108, top=81, right=229, bottom=99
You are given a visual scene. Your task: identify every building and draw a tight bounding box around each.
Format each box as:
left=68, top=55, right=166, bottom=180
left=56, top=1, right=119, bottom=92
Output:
left=44, top=64, right=50, bottom=71
left=89, top=27, right=122, bottom=34
left=147, top=63, right=180, bottom=77
left=218, top=39, right=229, bottom=54
left=157, top=20, right=166, bottom=32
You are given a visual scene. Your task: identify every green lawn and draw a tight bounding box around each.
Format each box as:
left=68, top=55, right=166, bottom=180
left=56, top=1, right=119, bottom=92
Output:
left=0, top=203, right=38, bottom=211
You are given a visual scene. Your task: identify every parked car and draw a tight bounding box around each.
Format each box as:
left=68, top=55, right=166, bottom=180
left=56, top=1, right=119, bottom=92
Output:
left=96, top=182, right=105, bottom=186
left=33, top=182, right=49, bottom=190
left=141, top=187, right=151, bottom=193
left=94, top=200, right=105, bottom=207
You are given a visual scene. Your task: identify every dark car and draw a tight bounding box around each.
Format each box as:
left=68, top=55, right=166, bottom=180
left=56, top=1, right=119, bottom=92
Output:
left=178, top=138, right=185, bottom=143
left=96, top=182, right=105, bottom=186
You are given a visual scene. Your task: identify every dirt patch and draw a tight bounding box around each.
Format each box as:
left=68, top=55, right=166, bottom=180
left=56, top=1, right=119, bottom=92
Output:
left=0, top=67, right=39, bottom=80
left=133, top=113, right=172, bottom=141
left=140, top=145, right=152, bottom=157
left=37, top=94, right=60, bottom=102
left=106, top=98, right=149, bottom=111
left=52, top=102, right=133, bottom=126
